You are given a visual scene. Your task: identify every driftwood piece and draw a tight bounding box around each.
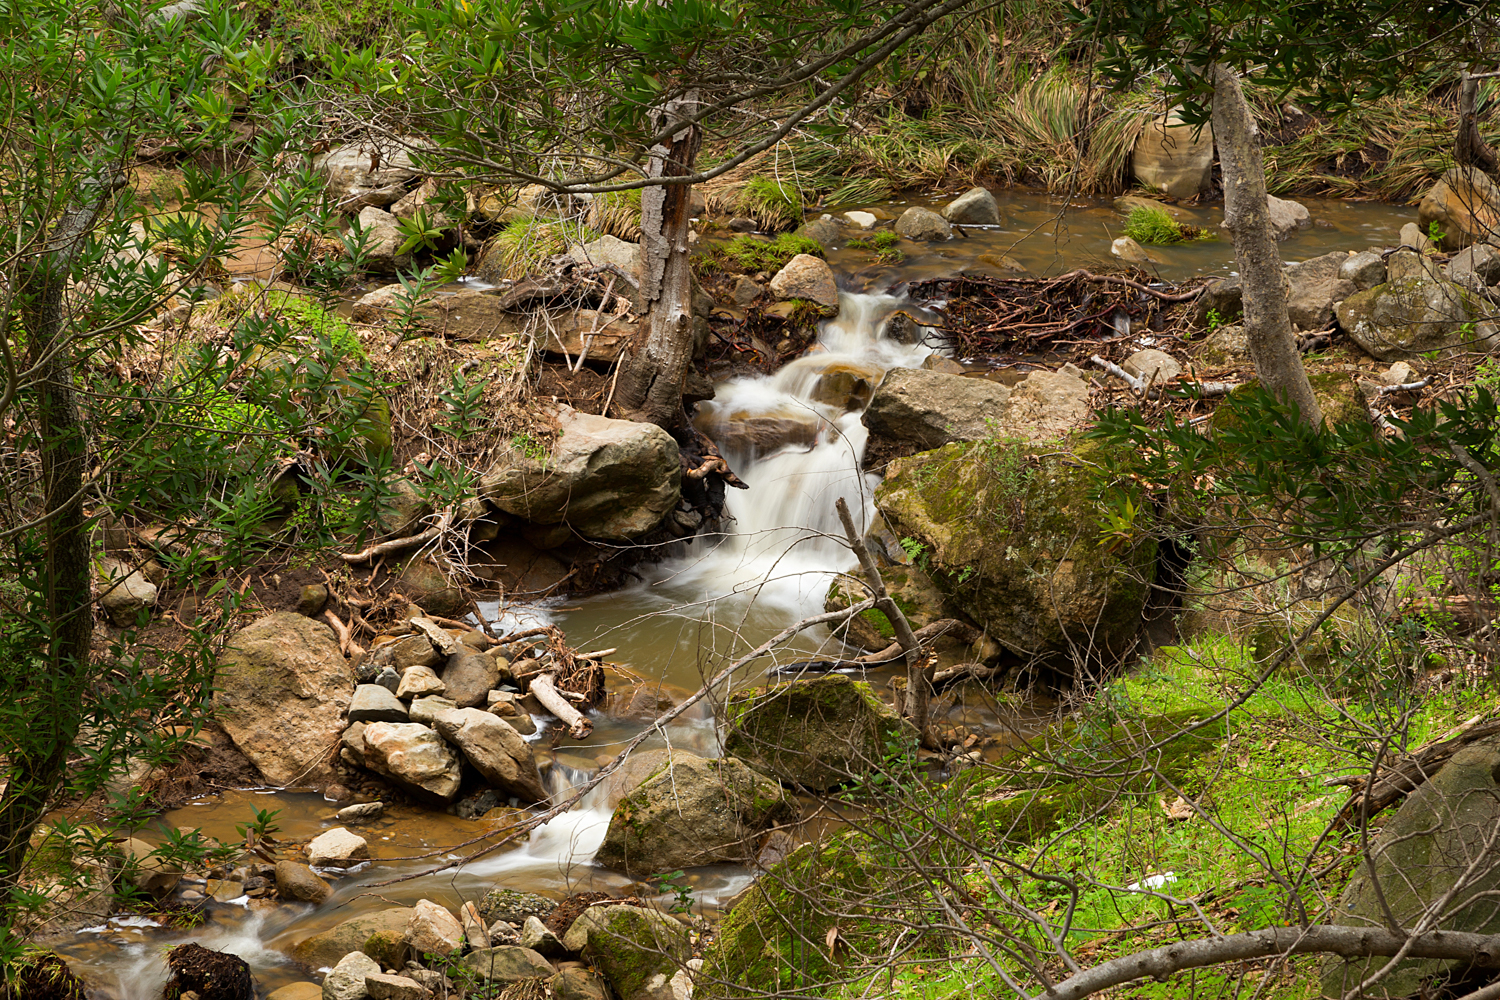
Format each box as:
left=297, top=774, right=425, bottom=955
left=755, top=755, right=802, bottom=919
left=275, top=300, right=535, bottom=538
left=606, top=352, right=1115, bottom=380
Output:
left=341, top=526, right=440, bottom=564
left=1329, top=717, right=1500, bottom=824
left=856, top=619, right=984, bottom=665
left=531, top=672, right=593, bottom=738
left=932, top=662, right=1003, bottom=686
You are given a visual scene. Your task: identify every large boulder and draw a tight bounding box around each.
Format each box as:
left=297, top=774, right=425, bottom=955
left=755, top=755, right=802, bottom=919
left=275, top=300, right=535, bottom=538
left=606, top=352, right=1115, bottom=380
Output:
left=405, top=899, right=464, bottom=959
left=875, top=439, right=1156, bottom=670
left=942, top=186, right=1001, bottom=226
left=1334, top=278, right=1499, bottom=360
left=313, top=141, right=418, bottom=212
left=998, top=370, right=1092, bottom=443
left=1448, top=243, right=1500, bottom=291
left=214, top=613, right=352, bottom=790
left=724, top=675, right=915, bottom=791
left=768, top=254, right=838, bottom=310
left=894, top=207, right=952, bottom=241
left=861, top=368, right=1012, bottom=454
left=1417, top=165, right=1500, bottom=250
left=360, top=722, right=464, bottom=802
left=481, top=406, right=681, bottom=541
left=824, top=562, right=972, bottom=653
left=1322, top=740, right=1500, bottom=998
left=1131, top=112, right=1213, bottom=200
left=562, top=905, right=691, bottom=1000
left=432, top=708, right=547, bottom=803
left=290, top=907, right=414, bottom=968
left=1285, top=252, right=1357, bottom=331
left=595, top=751, right=797, bottom=876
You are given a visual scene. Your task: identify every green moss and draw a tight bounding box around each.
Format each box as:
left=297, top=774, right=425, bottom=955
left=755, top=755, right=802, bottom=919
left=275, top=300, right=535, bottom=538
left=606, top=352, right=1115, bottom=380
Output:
left=706, top=233, right=824, bottom=273
left=361, top=929, right=406, bottom=968
left=261, top=290, right=366, bottom=362
left=573, top=906, right=690, bottom=1000
left=846, top=229, right=905, bottom=263
left=735, top=176, right=804, bottom=231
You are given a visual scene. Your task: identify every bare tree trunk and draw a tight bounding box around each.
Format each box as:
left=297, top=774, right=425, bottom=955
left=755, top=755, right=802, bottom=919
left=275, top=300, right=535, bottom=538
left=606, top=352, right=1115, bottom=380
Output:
left=0, top=199, right=103, bottom=897
left=1458, top=71, right=1499, bottom=175
left=1211, top=63, right=1323, bottom=427
left=613, top=91, right=703, bottom=428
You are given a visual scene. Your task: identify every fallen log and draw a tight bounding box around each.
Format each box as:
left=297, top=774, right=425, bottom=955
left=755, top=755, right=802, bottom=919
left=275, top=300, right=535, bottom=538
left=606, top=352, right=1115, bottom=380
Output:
left=531, top=672, right=593, bottom=738
left=1329, top=716, right=1500, bottom=824
left=855, top=619, right=985, bottom=665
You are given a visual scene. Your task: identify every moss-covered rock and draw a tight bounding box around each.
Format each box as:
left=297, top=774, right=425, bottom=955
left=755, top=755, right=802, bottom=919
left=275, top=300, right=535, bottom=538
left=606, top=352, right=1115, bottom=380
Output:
left=875, top=437, right=1156, bottom=672
left=594, top=751, right=797, bottom=877
left=1334, top=277, right=1499, bottom=360
left=698, top=835, right=880, bottom=1000
left=822, top=562, right=960, bottom=652
left=1211, top=372, right=1370, bottom=432
left=724, top=674, right=916, bottom=791
left=561, top=904, right=690, bottom=1000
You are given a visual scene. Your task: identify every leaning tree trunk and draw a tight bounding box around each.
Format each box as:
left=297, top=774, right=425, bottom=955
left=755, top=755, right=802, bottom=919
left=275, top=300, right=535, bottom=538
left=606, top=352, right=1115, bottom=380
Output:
left=1457, top=71, right=1499, bottom=175
left=613, top=91, right=703, bottom=429
left=1210, top=63, right=1323, bottom=427
left=0, top=201, right=101, bottom=901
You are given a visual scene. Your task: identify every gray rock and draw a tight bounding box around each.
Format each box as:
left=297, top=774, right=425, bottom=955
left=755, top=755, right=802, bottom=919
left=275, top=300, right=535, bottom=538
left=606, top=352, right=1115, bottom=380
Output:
left=349, top=685, right=408, bottom=724
left=1195, top=274, right=1243, bottom=325
left=797, top=216, right=843, bottom=247
left=478, top=888, right=554, bottom=926
left=363, top=974, right=430, bottom=1000
left=480, top=405, right=682, bottom=541
left=405, top=899, right=464, bottom=959
left=297, top=584, right=329, bottom=618
left=878, top=311, right=926, bottom=346
left=214, top=613, right=352, bottom=790
left=862, top=368, right=1012, bottom=453
left=942, top=186, right=1001, bottom=225
left=408, top=695, right=458, bottom=726
left=1339, top=251, right=1386, bottom=292
left=1398, top=221, right=1434, bottom=254
left=1132, top=113, right=1213, bottom=200
left=1386, top=249, right=1440, bottom=283
left=396, top=666, right=445, bottom=700
left=98, top=558, right=157, bottom=626
left=360, top=722, right=464, bottom=802
left=322, top=951, right=381, bottom=1000
left=894, top=206, right=952, bottom=241
left=461, top=946, right=556, bottom=983
left=1110, top=236, right=1160, bottom=265
left=730, top=275, right=762, bottom=306
left=307, top=828, right=369, bottom=868
left=314, top=142, right=419, bottom=212
left=336, top=801, right=384, bottom=824
left=432, top=708, right=547, bottom=803
left=1335, top=278, right=1500, bottom=360
left=843, top=211, right=876, bottom=230
left=1265, top=195, right=1311, bottom=240
left=291, top=908, right=413, bottom=969
left=1448, top=243, right=1500, bottom=288
left=520, top=915, right=567, bottom=957
left=1322, top=741, right=1500, bottom=997
left=1196, top=323, right=1249, bottom=366
left=1284, top=252, right=1357, bottom=330
left=373, top=667, right=400, bottom=694
left=595, top=751, right=797, bottom=877
left=1121, top=349, right=1182, bottom=385
left=550, top=968, right=609, bottom=1000
left=356, top=206, right=412, bottom=276
left=120, top=837, right=181, bottom=897
left=371, top=635, right=443, bottom=673
left=340, top=723, right=367, bottom=767
left=441, top=651, right=499, bottom=709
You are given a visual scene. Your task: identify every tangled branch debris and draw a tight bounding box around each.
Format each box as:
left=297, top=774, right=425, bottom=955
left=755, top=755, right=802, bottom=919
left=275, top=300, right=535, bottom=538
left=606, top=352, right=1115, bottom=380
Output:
left=907, top=270, right=1204, bottom=356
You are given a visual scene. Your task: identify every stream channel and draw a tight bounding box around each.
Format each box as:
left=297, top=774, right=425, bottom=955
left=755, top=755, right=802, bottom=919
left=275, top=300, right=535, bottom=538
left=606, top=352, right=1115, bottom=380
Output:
left=56, top=190, right=1419, bottom=997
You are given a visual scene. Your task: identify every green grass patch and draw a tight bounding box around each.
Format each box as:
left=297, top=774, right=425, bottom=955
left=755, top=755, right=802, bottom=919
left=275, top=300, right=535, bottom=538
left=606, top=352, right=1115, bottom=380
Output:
left=703, top=232, right=824, bottom=274
left=846, top=229, right=904, bottom=264
left=734, top=176, right=804, bottom=232
left=1123, top=204, right=1211, bottom=245
left=478, top=216, right=599, bottom=282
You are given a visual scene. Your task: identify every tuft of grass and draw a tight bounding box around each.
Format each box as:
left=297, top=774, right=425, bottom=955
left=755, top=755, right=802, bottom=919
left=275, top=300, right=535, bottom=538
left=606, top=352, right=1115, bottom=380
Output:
left=705, top=232, right=824, bottom=273
left=1123, top=205, right=1210, bottom=245
left=477, top=216, right=599, bottom=282
left=586, top=188, right=643, bottom=241
left=734, top=176, right=805, bottom=232
left=846, top=230, right=905, bottom=264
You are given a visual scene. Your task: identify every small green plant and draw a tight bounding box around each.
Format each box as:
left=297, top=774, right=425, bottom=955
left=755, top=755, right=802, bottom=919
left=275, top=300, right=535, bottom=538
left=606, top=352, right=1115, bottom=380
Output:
left=1123, top=204, right=1210, bottom=245
left=510, top=432, right=549, bottom=465
left=396, top=208, right=447, bottom=255
left=1098, top=494, right=1141, bottom=553
left=898, top=536, right=928, bottom=567
left=708, top=232, right=825, bottom=273
left=847, top=230, right=905, bottom=264
left=1205, top=307, right=1223, bottom=334
left=436, top=372, right=486, bottom=441
left=234, top=807, right=281, bottom=845
left=654, top=870, right=695, bottom=913
left=1426, top=219, right=1446, bottom=245
left=736, top=175, right=804, bottom=231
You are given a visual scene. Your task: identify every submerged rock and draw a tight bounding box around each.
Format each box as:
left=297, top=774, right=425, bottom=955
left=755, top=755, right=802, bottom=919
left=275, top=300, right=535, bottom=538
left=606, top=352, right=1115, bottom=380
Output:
left=273, top=861, right=330, bottom=904
left=214, top=612, right=352, bottom=790
left=595, top=750, right=797, bottom=876
left=481, top=406, right=681, bottom=541
left=724, top=674, right=915, bottom=791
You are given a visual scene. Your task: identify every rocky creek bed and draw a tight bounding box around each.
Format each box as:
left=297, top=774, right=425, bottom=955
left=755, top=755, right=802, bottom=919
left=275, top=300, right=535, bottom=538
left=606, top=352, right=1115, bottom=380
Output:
left=34, top=165, right=1500, bottom=1000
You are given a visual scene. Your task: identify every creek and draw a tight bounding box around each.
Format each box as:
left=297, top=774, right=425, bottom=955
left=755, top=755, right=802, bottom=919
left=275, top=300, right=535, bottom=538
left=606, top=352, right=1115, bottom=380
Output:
left=53, top=190, right=1419, bottom=997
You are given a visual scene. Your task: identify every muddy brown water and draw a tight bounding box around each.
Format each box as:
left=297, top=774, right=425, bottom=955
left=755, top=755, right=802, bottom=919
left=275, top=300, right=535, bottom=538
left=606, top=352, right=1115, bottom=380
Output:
left=54, top=189, right=1415, bottom=997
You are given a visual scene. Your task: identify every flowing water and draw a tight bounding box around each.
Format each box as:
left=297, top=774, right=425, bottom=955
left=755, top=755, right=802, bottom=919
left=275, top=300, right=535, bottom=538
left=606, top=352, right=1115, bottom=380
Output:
left=54, top=189, right=1421, bottom=995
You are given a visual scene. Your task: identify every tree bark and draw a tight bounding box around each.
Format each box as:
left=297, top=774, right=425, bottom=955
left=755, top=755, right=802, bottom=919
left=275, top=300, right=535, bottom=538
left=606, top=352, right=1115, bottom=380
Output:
left=613, top=91, right=703, bottom=428
left=1211, top=63, right=1323, bottom=427
left=0, top=197, right=105, bottom=897
left=1457, top=71, right=1499, bottom=175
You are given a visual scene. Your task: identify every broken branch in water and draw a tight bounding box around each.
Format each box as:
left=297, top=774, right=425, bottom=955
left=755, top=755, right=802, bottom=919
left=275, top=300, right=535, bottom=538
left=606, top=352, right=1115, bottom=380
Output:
left=361, top=597, right=877, bottom=886
left=530, top=671, right=592, bottom=738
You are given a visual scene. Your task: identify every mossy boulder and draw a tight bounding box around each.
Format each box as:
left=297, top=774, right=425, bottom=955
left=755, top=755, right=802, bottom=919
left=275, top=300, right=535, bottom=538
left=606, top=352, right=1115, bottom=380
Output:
left=875, top=438, right=1156, bottom=672
left=561, top=904, right=691, bottom=1000
left=290, top=907, right=414, bottom=969
left=1210, top=372, right=1370, bottom=432
left=723, top=674, right=916, bottom=791
left=822, top=562, right=958, bottom=652
left=1334, top=277, right=1499, bottom=360
left=698, top=834, right=886, bottom=1000
left=595, top=751, right=797, bottom=877
left=1322, top=740, right=1500, bottom=998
